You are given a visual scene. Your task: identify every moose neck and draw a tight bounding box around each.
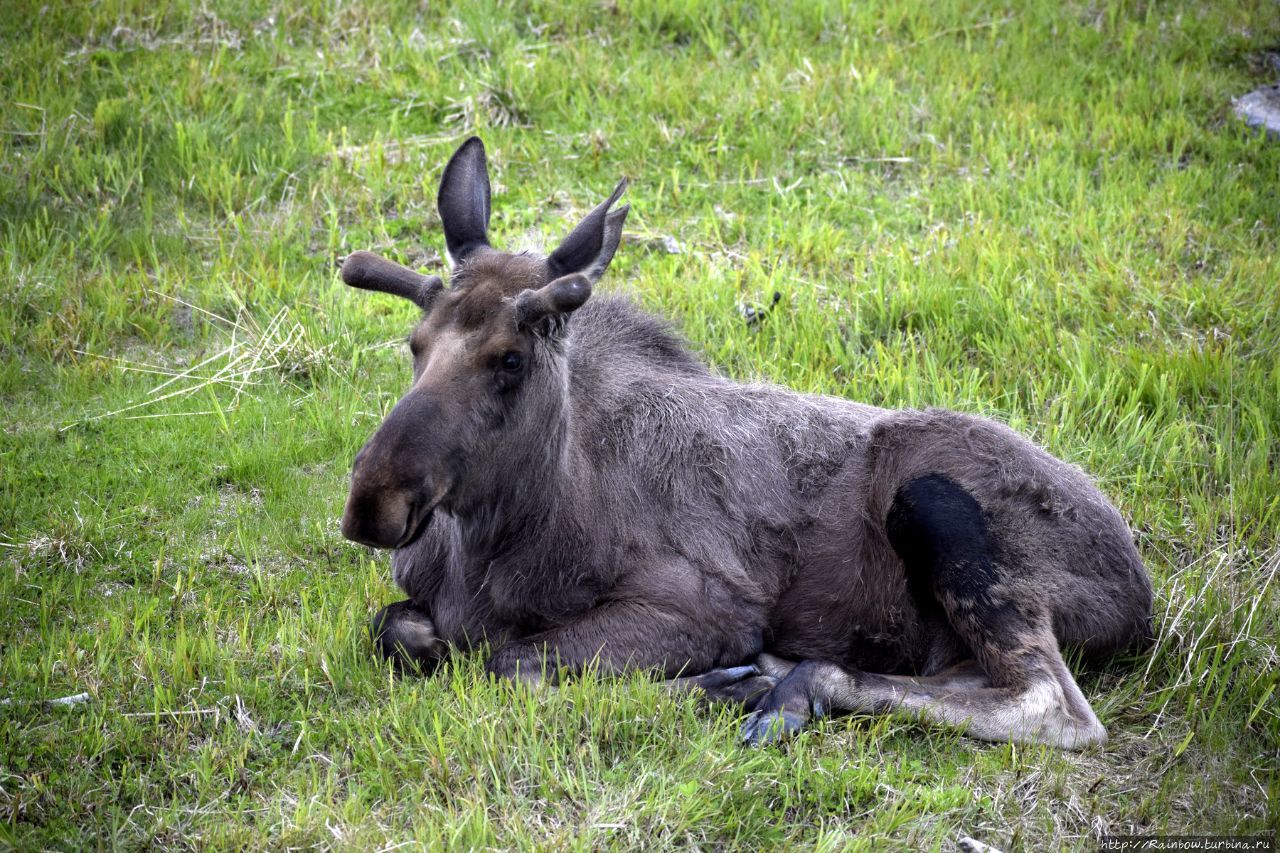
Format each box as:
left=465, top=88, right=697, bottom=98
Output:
left=452, top=371, right=574, bottom=560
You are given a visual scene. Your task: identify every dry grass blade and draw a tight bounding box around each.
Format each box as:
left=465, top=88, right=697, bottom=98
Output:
left=61, top=301, right=335, bottom=431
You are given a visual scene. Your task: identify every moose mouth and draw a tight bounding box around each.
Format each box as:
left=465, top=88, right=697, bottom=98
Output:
left=396, top=499, right=436, bottom=549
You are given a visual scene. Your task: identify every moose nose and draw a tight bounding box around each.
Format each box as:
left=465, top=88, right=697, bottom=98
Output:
left=341, top=389, right=450, bottom=549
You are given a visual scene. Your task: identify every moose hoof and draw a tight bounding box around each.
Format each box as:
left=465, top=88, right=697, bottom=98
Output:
left=740, top=709, right=807, bottom=746
left=370, top=601, right=447, bottom=675
left=686, top=664, right=759, bottom=688
left=671, top=665, right=779, bottom=710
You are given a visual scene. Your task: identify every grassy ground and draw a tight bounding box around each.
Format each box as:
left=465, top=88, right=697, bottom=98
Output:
left=2, top=0, right=1278, bottom=848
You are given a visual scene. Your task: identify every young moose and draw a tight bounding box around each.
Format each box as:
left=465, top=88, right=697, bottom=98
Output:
left=340, top=137, right=1152, bottom=749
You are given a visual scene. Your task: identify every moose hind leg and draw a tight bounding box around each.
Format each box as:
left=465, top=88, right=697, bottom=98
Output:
left=742, top=474, right=1107, bottom=749
left=741, top=643, right=1103, bottom=748
left=370, top=600, right=449, bottom=674
left=742, top=658, right=997, bottom=743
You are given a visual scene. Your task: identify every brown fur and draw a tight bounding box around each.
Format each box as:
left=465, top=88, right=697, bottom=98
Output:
left=342, top=138, right=1153, bottom=749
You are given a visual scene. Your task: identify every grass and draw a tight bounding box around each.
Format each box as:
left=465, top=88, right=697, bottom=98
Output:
left=2, top=0, right=1278, bottom=848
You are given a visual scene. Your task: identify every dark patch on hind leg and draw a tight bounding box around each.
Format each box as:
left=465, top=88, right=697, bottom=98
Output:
left=888, top=473, right=1001, bottom=609
left=371, top=600, right=448, bottom=675
left=886, top=473, right=1033, bottom=685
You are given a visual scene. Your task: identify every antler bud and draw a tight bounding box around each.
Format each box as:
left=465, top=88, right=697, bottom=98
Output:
left=341, top=251, right=444, bottom=311
left=514, top=273, right=593, bottom=328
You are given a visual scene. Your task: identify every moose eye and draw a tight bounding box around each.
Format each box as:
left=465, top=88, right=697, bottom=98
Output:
left=499, top=352, right=524, bottom=373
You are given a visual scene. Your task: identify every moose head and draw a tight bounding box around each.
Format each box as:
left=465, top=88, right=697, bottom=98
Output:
left=339, top=137, right=629, bottom=549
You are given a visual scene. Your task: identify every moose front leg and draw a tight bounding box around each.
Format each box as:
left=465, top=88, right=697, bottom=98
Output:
left=664, top=653, right=800, bottom=710
left=370, top=600, right=450, bottom=674
left=484, top=600, right=755, bottom=685
left=665, top=664, right=780, bottom=711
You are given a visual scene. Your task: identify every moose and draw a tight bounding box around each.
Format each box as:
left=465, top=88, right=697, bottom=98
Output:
left=339, top=137, right=1153, bottom=748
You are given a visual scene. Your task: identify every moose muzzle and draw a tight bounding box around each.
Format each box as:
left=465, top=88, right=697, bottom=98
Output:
left=340, top=392, right=455, bottom=550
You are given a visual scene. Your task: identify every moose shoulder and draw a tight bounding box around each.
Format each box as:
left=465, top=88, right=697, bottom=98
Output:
left=339, top=137, right=1153, bottom=749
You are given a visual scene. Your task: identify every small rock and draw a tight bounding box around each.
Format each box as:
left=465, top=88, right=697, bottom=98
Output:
left=1234, top=85, right=1280, bottom=139
left=957, top=838, right=1004, bottom=853
left=957, top=835, right=1003, bottom=850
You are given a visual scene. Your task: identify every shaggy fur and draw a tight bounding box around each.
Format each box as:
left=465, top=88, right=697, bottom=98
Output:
left=341, top=137, right=1153, bottom=749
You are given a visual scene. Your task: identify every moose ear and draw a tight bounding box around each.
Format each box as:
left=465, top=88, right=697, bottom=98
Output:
left=514, top=273, right=592, bottom=329
left=341, top=251, right=444, bottom=311
left=547, top=178, right=629, bottom=283
left=437, top=136, right=492, bottom=265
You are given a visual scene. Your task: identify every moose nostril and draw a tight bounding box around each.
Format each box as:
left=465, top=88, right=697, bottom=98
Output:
left=340, top=495, right=376, bottom=542
left=340, top=485, right=422, bottom=550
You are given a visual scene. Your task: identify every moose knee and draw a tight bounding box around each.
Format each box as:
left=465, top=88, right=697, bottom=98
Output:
left=370, top=600, right=448, bottom=674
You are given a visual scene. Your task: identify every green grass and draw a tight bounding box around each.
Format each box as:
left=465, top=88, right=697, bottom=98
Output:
left=2, top=0, right=1278, bottom=848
